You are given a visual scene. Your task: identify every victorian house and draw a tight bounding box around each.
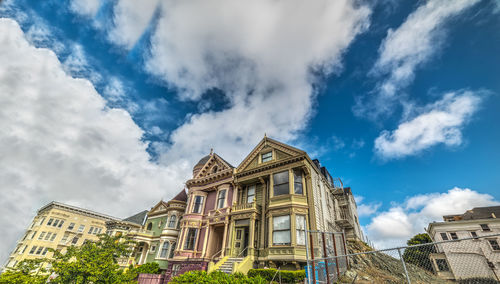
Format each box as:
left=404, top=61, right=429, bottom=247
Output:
left=163, top=136, right=362, bottom=279
left=105, top=189, right=187, bottom=270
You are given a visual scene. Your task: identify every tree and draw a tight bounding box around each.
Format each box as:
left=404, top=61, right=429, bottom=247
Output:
left=49, top=234, right=137, bottom=284
left=402, top=233, right=436, bottom=272
left=0, top=259, right=48, bottom=284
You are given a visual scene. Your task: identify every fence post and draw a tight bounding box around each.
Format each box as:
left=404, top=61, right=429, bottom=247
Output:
left=305, top=230, right=311, bottom=284
left=309, top=232, right=316, bottom=284
left=341, top=229, right=349, bottom=270
left=397, top=248, right=411, bottom=284
left=321, top=232, right=330, bottom=284
left=331, top=233, right=340, bottom=280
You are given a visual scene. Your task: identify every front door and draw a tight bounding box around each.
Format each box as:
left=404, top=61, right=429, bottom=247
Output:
left=234, top=227, right=247, bottom=257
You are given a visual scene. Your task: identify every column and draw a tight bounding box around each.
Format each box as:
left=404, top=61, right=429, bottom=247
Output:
left=221, top=221, right=228, bottom=257
left=226, top=220, right=235, bottom=256
left=249, top=215, right=256, bottom=256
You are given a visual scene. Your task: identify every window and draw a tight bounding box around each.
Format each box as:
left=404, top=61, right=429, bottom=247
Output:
left=150, top=245, right=156, bottom=253
left=296, top=215, right=306, bottom=245
left=88, top=227, right=94, bottom=234
left=38, top=232, right=46, bottom=240
left=217, top=190, right=226, bottom=209
left=146, top=223, right=153, bottom=231
left=29, top=246, right=37, bottom=254
left=71, top=237, right=79, bottom=245
left=440, top=233, right=448, bottom=240
left=184, top=228, right=198, bottom=250
left=273, top=171, right=289, bottom=196
left=293, top=170, right=303, bottom=194
left=42, top=248, right=48, bottom=256
left=31, top=231, right=37, bottom=239
left=168, top=215, right=177, bottom=228
left=160, top=242, right=170, bottom=258
left=58, top=220, right=64, bottom=228
left=38, top=217, right=46, bottom=226
left=481, top=224, right=491, bottom=231
left=273, top=215, right=291, bottom=245
left=50, top=234, right=57, bottom=242
left=470, top=231, right=478, bottom=239
left=97, top=228, right=102, bottom=234
left=61, top=234, right=69, bottom=243
left=44, top=232, right=51, bottom=241
left=93, top=227, right=99, bottom=235
left=53, top=219, right=59, bottom=227
left=36, top=247, right=43, bottom=255
left=20, top=245, right=27, bottom=254
left=435, top=259, right=450, bottom=271
left=488, top=261, right=496, bottom=269
left=169, top=242, right=176, bottom=258
left=47, top=218, right=54, bottom=226
left=247, top=185, right=255, bottom=203
left=77, top=225, right=85, bottom=233
left=262, top=152, right=272, bottom=162
left=68, top=223, right=75, bottom=231
left=449, top=232, right=458, bottom=240
left=488, top=239, right=500, bottom=251
left=192, top=196, right=204, bottom=213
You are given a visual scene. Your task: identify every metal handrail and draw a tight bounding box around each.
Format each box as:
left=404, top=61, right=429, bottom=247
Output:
left=270, top=267, right=281, bottom=284
left=236, top=246, right=248, bottom=258
left=211, top=249, right=223, bottom=262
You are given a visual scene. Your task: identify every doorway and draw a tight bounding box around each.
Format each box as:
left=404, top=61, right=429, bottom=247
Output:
left=234, top=226, right=249, bottom=257
left=207, top=225, right=224, bottom=259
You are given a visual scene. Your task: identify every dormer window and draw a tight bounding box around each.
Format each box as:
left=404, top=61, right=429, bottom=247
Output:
left=262, top=152, right=272, bottom=163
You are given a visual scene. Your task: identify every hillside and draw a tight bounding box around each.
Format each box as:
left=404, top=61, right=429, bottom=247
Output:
left=339, top=240, right=451, bottom=284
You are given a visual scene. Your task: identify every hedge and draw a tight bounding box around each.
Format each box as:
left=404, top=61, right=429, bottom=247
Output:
left=247, top=269, right=306, bottom=283
left=169, top=270, right=267, bottom=284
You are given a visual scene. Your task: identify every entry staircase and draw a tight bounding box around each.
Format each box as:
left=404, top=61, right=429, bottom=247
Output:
left=216, top=257, right=243, bottom=274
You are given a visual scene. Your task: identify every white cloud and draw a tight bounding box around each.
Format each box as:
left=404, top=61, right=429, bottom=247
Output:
left=374, top=90, right=482, bottom=159
left=0, top=18, right=187, bottom=263
left=355, top=0, right=480, bottom=119
left=366, top=187, right=499, bottom=249
left=70, top=0, right=102, bottom=17
left=143, top=0, right=371, bottom=165
left=358, top=202, right=382, bottom=217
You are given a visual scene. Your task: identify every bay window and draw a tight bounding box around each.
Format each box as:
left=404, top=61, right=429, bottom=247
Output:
left=192, top=196, right=204, bottom=213
left=160, top=242, right=169, bottom=258
left=273, top=171, right=289, bottom=196
left=273, top=215, right=291, bottom=245
left=217, top=190, right=226, bottom=209
left=168, top=215, right=177, bottom=228
left=294, top=170, right=303, bottom=194
left=169, top=242, right=176, bottom=258
left=296, top=215, right=306, bottom=245
left=184, top=228, right=198, bottom=250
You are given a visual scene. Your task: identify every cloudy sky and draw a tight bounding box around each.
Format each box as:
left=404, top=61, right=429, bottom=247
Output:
left=1, top=0, right=499, bottom=262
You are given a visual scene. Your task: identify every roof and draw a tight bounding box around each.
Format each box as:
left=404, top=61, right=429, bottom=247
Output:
left=461, top=206, right=500, bottom=220
left=194, top=155, right=211, bottom=169
left=38, top=201, right=119, bottom=221
left=172, top=189, right=187, bottom=202
left=122, top=210, right=148, bottom=225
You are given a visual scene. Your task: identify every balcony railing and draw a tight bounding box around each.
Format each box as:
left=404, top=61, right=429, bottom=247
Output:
left=335, top=207, right=354, bottom=228
left=232, top=202, right=260, bottom=212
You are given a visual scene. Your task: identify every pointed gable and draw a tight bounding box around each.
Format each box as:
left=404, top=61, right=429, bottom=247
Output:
left=148, top=200, right=169, bottom=216
left=193, top=152, right=234, bottom=179
left=237, top=136, right=306, bottom=172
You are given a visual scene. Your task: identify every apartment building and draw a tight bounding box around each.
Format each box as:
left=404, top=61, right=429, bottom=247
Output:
left=427, top=206, right=500, bottom=281
left=4, top=201, right=117, bottom=270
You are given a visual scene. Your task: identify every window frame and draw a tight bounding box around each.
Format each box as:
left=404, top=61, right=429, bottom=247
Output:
left=272, top=215, right=291, bottom=246
left=47, top=218, right=54, bottom=226
left=159, top=242, right=170, bottom=258
left=217, top=189, right=227, bottom=209
left=68, top=223, right=75, bottom=231
left=440, top=233, right=449, bottom=241
left=169, top=242, right=176, bottom=258
left=261, top=151, right=272, bottom=163
left=168, top=215, right=177, bottom=228
left=77, top=225, right=85, bottom=233
left=449, top=232, right=458, bottom=240
left=184, top=228, right=198, bottom=250
left=192, top=196, right=204, bottom=214
left=293, top=169, right=303, bottom=195
left=273, top=171, right=290, bottom=196
left=480, top=224, right=491, bottom=231
left=247, top=185, right=256, bottom=203
left=296, top=215, right=306, bottom=246
left=488, top=239, right=500, bottom=251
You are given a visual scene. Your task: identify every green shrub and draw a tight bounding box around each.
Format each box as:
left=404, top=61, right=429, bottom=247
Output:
left=247, top=269, right=306, bottom=283
left=169, top=270, right=268, bottom=284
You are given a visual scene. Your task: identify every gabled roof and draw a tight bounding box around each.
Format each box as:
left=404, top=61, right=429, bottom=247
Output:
left=193, top=152, right=234, bottom=179
left=237, top=136, right=306, bottom=172
left=123, top=210, right=148, bottom=225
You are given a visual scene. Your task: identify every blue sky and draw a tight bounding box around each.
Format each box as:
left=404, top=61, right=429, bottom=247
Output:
left=0, top=0, right=499, bottom=260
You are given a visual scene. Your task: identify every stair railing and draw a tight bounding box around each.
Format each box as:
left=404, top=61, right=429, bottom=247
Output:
left=270, top=267, right=281, bottom=284
left=236, top=247, right=248, bottom=258
left=211, top=249, right=223, bottom=262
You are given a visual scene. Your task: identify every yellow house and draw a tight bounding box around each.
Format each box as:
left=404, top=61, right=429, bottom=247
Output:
left=4, top=201, right=118, bottom=270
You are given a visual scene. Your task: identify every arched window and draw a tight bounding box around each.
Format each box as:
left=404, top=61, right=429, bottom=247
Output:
left=160, top=242, right=169, bottom=258
left=169, top=241, right=176, bottom=258
left=146, top=222, right=152, bottom=231
left=212, top=166, right=218, bottom=173
left=168, top=215, right=177, bottom=228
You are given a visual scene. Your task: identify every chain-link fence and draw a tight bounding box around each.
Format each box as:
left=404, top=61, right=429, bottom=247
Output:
left=306, top=232, right=500, bottom=284
left=305, top=230, right=349, bottom=283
